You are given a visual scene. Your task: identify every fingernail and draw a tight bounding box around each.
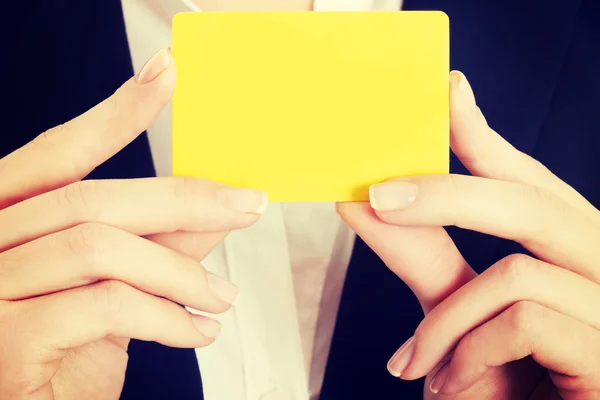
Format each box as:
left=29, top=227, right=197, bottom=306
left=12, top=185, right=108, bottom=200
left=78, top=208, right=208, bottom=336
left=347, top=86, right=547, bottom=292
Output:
left=207, top=273, right=239, bottom=304
left=217, top=187, right=268, bottom=214
left=388, top=336, right=416, bottom=377
left=451, top=70, right=476, bottom=106
left=369, top=182, right=418, bottom=211
left=191, top=315, right=222, bottom=338
left=136, top=47, right=171, bottom=84
left=430, top=362, right=450, bottom=394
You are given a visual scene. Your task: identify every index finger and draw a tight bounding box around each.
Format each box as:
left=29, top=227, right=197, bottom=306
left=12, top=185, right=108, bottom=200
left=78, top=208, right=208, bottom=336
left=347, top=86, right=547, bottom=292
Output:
left=370, top=174, right=600, bottom=284
left=0, top=177, right=266, bottom=252
left=400, top=255, right=600, bottom=380
left=0, top=48, right=175, bottom=209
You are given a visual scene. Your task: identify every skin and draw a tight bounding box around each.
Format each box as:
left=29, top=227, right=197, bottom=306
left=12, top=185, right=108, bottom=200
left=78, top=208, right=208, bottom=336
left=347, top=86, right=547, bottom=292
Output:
left=4, top=3, right=410, bottom=398
left=0, top=49, right=268, bottom=400
left=5, top=11, right=593, bottom=400
left=337, top=71, right=600, bottom=399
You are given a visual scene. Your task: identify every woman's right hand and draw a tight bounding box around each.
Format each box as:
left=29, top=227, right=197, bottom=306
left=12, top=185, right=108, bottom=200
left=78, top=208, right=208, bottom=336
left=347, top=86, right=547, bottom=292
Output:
left=0, top=48, right=267, bottom=400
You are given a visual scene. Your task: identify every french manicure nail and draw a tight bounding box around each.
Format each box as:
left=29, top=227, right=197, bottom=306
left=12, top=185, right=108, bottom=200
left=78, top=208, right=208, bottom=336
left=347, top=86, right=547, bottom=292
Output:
left=451, top=70, right=476, bottom=106
left=429, top=362, right=450, bottom=394
left=136, top=47, right=171, bottom=84
left=217, top=186, right=268, bottom=214
left=369, top=182, right=419, bottom=211
left=207, top=273, right=239, bottom=304
left=387, top=336, right=416, bottom=377
left=191, top=315, right=222, bottom=338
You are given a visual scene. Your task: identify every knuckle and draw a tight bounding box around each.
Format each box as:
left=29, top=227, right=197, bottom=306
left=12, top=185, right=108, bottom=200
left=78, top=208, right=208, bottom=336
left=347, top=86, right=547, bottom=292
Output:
left=444, top=174, right=464, bottom=193
left=454, top=330, right=477, bottom=361
left=31, top=124, right=89, bottom=181
left=494, top=254, right=534, bottom=289
left=171, top=177, right=203, bottom=211
left=535, top=185, right=560, bottom=209
left=31, top=130, right=52, bottom=150
left=104, top=86, right=146, bottom=137
left=64, top=222, right=109, bottom=264
left=516, top=183, right=545, bottom=204
left=5, top=374, right=39, bottom=399
left=441, top=175, right=467, bottom=225
left=428, top=236, right=461, bottom=277
left=104, top=92, right=123, bottom=125
left=516, top=185, right=566, bottom=233
left=172, top=177, right=193, bottom=201
left=507, top=301, right=544, bottom=339
left=31, top=124, right=67, bottom=150
left=89, top=280, right=129, bottom=321
left=412, top=238, right=464, bottom=310
left=56, top=180, right=102, bottom=218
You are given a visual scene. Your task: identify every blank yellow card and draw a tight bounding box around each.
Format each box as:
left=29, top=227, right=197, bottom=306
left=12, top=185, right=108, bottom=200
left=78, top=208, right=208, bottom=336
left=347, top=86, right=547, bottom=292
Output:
left=172, top=11, right=449, bottom=202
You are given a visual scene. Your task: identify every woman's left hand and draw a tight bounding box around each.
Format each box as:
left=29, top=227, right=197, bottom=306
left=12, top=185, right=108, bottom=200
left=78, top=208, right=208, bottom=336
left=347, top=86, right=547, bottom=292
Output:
left=337, top=71, right=600, bottom=399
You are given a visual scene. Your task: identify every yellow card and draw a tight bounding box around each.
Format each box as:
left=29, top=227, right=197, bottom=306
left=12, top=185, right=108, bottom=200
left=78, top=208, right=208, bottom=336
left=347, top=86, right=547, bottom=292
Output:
left=172, top=11, right=449, bottom=202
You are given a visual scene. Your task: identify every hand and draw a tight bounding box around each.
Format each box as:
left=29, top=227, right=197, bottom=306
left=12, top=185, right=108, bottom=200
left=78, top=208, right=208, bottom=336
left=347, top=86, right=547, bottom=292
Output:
left=0, top=48, right=267, bottom=400
left=338, top=71, right=600, bottom=399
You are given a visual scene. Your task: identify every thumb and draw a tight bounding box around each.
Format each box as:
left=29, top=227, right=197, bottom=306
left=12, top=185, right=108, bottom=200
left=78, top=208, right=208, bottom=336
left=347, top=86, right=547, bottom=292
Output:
left=0, top=47, right=175, bottom=209
left=337, top=202, right=474, bottom=314
left=338, top=72, right=480, bottom=314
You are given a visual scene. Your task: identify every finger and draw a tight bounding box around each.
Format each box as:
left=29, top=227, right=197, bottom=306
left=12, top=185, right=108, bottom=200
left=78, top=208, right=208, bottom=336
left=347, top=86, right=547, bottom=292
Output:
left=370, top=174, right=600, bottom=283
left=347, top=70, right=598, bottom=314
left=1, top=281, right=220, bottom=370
left=0, top=223, right=238, bottom=313
left=396, top=254, right=600, bottom=379
left=336, top=202, right=475, bottom=312
left=0, top=177, right=266, bottom=252
left=335, top=72, right=485, bottom=313
left=22, top=384, right=54, bottom=400
left=146, top=231, right=229, bottom=262
left=431, top=301, right=600, bottom=397
left=0, top=48, right=175, bottom=209
left=449, top=71, right=600, bottom=222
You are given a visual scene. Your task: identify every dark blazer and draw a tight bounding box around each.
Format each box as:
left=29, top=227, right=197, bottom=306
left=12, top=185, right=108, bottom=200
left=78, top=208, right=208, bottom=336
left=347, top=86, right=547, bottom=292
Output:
left=7, top=0, right=600, bottom=398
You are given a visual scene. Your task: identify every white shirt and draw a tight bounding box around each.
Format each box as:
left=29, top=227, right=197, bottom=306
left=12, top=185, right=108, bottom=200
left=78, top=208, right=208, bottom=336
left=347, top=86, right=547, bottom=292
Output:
left=121, top=1, right=401, bottom=399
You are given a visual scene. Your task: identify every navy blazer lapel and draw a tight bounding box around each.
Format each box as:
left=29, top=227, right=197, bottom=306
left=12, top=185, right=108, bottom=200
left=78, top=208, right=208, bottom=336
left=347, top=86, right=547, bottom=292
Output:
left=322, top=1, right=583, bottom=399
